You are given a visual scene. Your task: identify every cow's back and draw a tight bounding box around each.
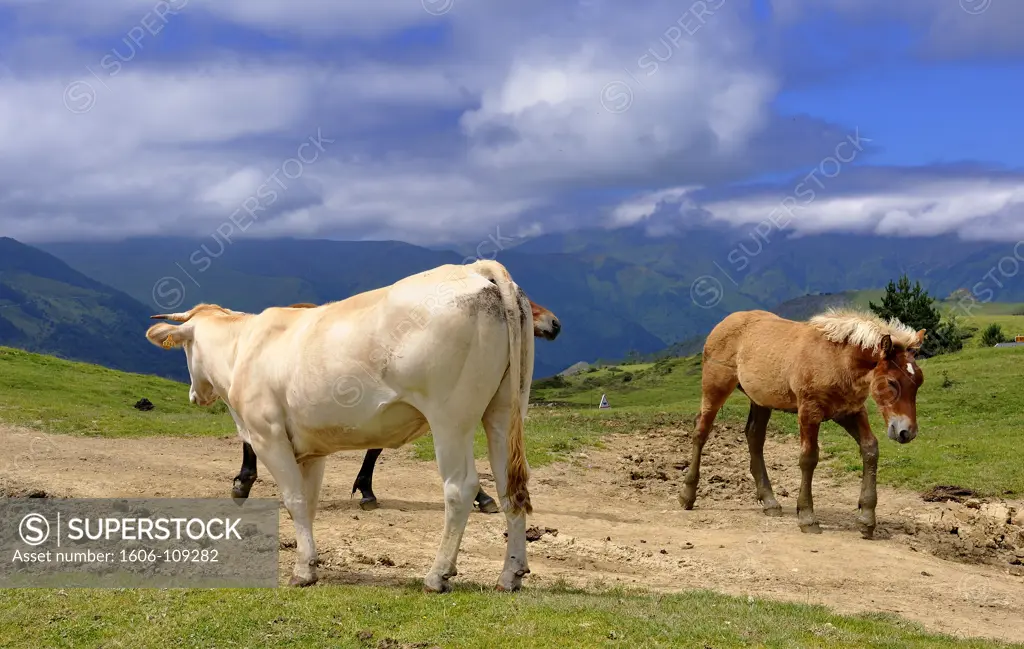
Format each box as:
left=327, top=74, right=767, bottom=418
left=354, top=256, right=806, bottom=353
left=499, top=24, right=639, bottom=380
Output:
left=228, top=264, right=517, bottom=454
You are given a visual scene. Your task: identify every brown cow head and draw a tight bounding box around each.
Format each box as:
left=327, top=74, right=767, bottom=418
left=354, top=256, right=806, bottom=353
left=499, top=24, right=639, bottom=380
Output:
left=530, top=299, right=560, bottom=340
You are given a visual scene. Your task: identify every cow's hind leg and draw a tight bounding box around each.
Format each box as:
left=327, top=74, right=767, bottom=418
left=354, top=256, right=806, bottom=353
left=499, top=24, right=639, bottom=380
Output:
left=482, top=375, right=530, bottom=592
left=744, top=403, right=782, bottom=516
left=423, top=418, right=479, bottom=594
left=680, top=370, right=737, bottom=510
left=232, top=442, right=259, bottom=502
left=352, top=449, right=382, bottom=510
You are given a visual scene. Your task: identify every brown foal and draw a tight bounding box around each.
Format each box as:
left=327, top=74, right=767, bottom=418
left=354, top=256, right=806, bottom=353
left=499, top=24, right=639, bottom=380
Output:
left=679, top=308, right=926, bottom=538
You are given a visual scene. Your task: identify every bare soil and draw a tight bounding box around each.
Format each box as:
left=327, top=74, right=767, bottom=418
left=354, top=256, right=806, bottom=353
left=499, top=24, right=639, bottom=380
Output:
left=2, top=423, right=1023, bottom=643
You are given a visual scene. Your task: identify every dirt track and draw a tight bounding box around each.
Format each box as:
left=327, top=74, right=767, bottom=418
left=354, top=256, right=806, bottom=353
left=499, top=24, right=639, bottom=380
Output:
left=2, top=422, right=1023, bottom=643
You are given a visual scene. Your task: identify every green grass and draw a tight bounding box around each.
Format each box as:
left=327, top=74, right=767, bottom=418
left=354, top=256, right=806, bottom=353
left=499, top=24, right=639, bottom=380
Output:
left=1, top=585, right=1017, bottom=649
left=0, top=347, right=235, bottom=438
left=3, top=341, right=1024, bottom=646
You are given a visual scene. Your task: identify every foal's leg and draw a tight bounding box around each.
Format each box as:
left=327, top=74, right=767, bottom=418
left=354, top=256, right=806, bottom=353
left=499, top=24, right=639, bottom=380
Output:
left=352, top=448, right=383, bottom=510
left=680, top=375, right=737, bottom=510
left=744, top=403, right=781, bottom=516
left=834, top=409, right=878, bottom=539
left=796, top=409, right=822, bottom=533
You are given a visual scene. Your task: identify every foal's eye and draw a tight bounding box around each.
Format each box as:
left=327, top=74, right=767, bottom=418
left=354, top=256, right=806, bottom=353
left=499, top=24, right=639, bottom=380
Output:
left=887, top=379, right=900, bottom=391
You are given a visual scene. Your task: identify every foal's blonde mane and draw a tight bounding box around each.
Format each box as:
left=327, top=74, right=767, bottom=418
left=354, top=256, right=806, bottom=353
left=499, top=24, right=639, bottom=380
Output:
left=808, top=307, right=919, bottom=350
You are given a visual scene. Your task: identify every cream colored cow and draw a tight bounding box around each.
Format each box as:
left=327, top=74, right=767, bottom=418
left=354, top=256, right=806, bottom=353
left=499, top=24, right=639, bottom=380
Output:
left=146, top=260, right=542, bottom=593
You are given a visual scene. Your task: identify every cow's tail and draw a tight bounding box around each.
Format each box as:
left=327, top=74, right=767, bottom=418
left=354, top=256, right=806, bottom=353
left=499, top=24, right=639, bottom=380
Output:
left=474, top=260, right=533, bottom=516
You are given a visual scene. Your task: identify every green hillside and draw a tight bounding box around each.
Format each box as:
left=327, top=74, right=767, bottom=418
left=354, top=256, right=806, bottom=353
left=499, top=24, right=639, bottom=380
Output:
left=0, top=347, right=232, bottom=438
left=0, top=237, right=187, bottom=382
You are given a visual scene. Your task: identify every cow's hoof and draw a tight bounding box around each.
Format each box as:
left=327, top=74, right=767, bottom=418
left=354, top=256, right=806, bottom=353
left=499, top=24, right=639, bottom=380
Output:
left=423, top=574, right=452, bottom=594
left=496, top=569, right=527, bottom=592
left=477, top=498, right=500, bottom=514
left=799, top=522, right=822, bottom=534
left=359, top=497, right=379, bottom=511
left=288, top=573, right=317, bottom=587
left=231, top=478, right=254, bottom=501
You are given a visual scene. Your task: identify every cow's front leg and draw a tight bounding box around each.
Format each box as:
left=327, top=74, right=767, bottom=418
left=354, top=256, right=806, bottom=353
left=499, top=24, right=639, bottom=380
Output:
left=424, top=427, right=478, bottom=594
left=250, top=427, right=319, bottom=587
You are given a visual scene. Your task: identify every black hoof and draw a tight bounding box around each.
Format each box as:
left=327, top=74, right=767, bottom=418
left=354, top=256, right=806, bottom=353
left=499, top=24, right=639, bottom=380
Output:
left=476, top=497, right=500, bottom=514
left=232, top=478, right=255, bottom=502
left=359, top=497, right=379, bottom=511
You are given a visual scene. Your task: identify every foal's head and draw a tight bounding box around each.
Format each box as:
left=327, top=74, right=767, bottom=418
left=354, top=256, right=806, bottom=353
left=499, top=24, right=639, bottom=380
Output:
left=869, top=330, right=926, bottom=444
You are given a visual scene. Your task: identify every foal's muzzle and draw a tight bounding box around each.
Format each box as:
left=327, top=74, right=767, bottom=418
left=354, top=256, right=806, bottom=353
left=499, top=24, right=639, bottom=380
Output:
left=887, top=417, right=918, bottom=444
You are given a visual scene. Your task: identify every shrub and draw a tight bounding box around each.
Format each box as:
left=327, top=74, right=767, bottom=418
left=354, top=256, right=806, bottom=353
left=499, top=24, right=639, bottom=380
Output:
left=981, top=323, right=1007, bottom=347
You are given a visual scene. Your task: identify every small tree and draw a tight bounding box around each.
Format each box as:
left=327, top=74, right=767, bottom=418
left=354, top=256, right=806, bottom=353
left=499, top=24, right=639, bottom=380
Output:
left=981, top=323, right=1007, bottom=347
left=869, top=275, right=941, bottom=335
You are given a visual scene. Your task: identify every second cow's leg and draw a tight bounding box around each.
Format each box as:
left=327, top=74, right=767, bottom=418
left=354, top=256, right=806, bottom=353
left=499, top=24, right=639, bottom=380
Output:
left=352, top=449, right=383, bottom=510
left=354, top=447, right=500, bottom=514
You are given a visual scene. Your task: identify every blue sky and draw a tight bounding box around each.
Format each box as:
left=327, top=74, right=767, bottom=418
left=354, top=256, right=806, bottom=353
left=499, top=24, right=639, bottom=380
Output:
left=0, top=0, right=1021, bottom=244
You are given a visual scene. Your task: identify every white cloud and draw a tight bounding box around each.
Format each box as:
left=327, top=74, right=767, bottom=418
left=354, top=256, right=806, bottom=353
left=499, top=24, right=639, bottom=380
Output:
left=0, top=0, right=1019, bottom=246
left=614, top=172, right=1024, bottom=241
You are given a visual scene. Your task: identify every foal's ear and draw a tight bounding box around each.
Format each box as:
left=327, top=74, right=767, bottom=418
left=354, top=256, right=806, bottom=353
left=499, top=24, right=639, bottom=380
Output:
left=909, top=329, right=927, bottom=352
left=878, top=334, right=894, bottom=358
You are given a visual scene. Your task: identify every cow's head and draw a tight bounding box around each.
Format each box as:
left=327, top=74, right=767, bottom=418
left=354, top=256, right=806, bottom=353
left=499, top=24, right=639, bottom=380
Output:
left=529, top=299, right=560, bottom=341
left=145, top=304, right=240, bottom=407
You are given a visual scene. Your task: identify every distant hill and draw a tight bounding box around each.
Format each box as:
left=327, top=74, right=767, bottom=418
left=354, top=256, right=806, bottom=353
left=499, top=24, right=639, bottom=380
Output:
left=0, top=237, right=187, bottom=382
left=32, top=224, right=1024, bottom=377
left=38, top=237, right=670, bottom=379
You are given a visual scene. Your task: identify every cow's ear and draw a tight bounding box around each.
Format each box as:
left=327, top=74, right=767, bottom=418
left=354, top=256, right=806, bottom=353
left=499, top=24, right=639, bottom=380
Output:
left=145, top=322, right=192, bottom=349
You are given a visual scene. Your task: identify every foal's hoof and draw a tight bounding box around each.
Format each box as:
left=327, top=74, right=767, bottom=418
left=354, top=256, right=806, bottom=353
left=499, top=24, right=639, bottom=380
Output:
left=679, top=492, right=697, bottom=510
left=359, top=497, right=379, bottom=511
left=477, top=498, right=500, bottom=514
left=423, top=574, right=452, bottom=594
left=288, top=573, right=318, bottom=587
left=859, top=523, right=876, bottom=540
left=799, top=522, right=822, bottom=534
left=762, top=504, right=783, bottom=517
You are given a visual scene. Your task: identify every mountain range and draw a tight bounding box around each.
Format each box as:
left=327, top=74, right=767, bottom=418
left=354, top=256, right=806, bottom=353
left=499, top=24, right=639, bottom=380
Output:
left=1, top=225, right=1021, bottom=381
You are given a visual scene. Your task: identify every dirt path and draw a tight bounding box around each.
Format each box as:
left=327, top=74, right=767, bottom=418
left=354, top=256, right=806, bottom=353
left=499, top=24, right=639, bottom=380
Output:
left=2, top=423, right=1022, bottom=643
